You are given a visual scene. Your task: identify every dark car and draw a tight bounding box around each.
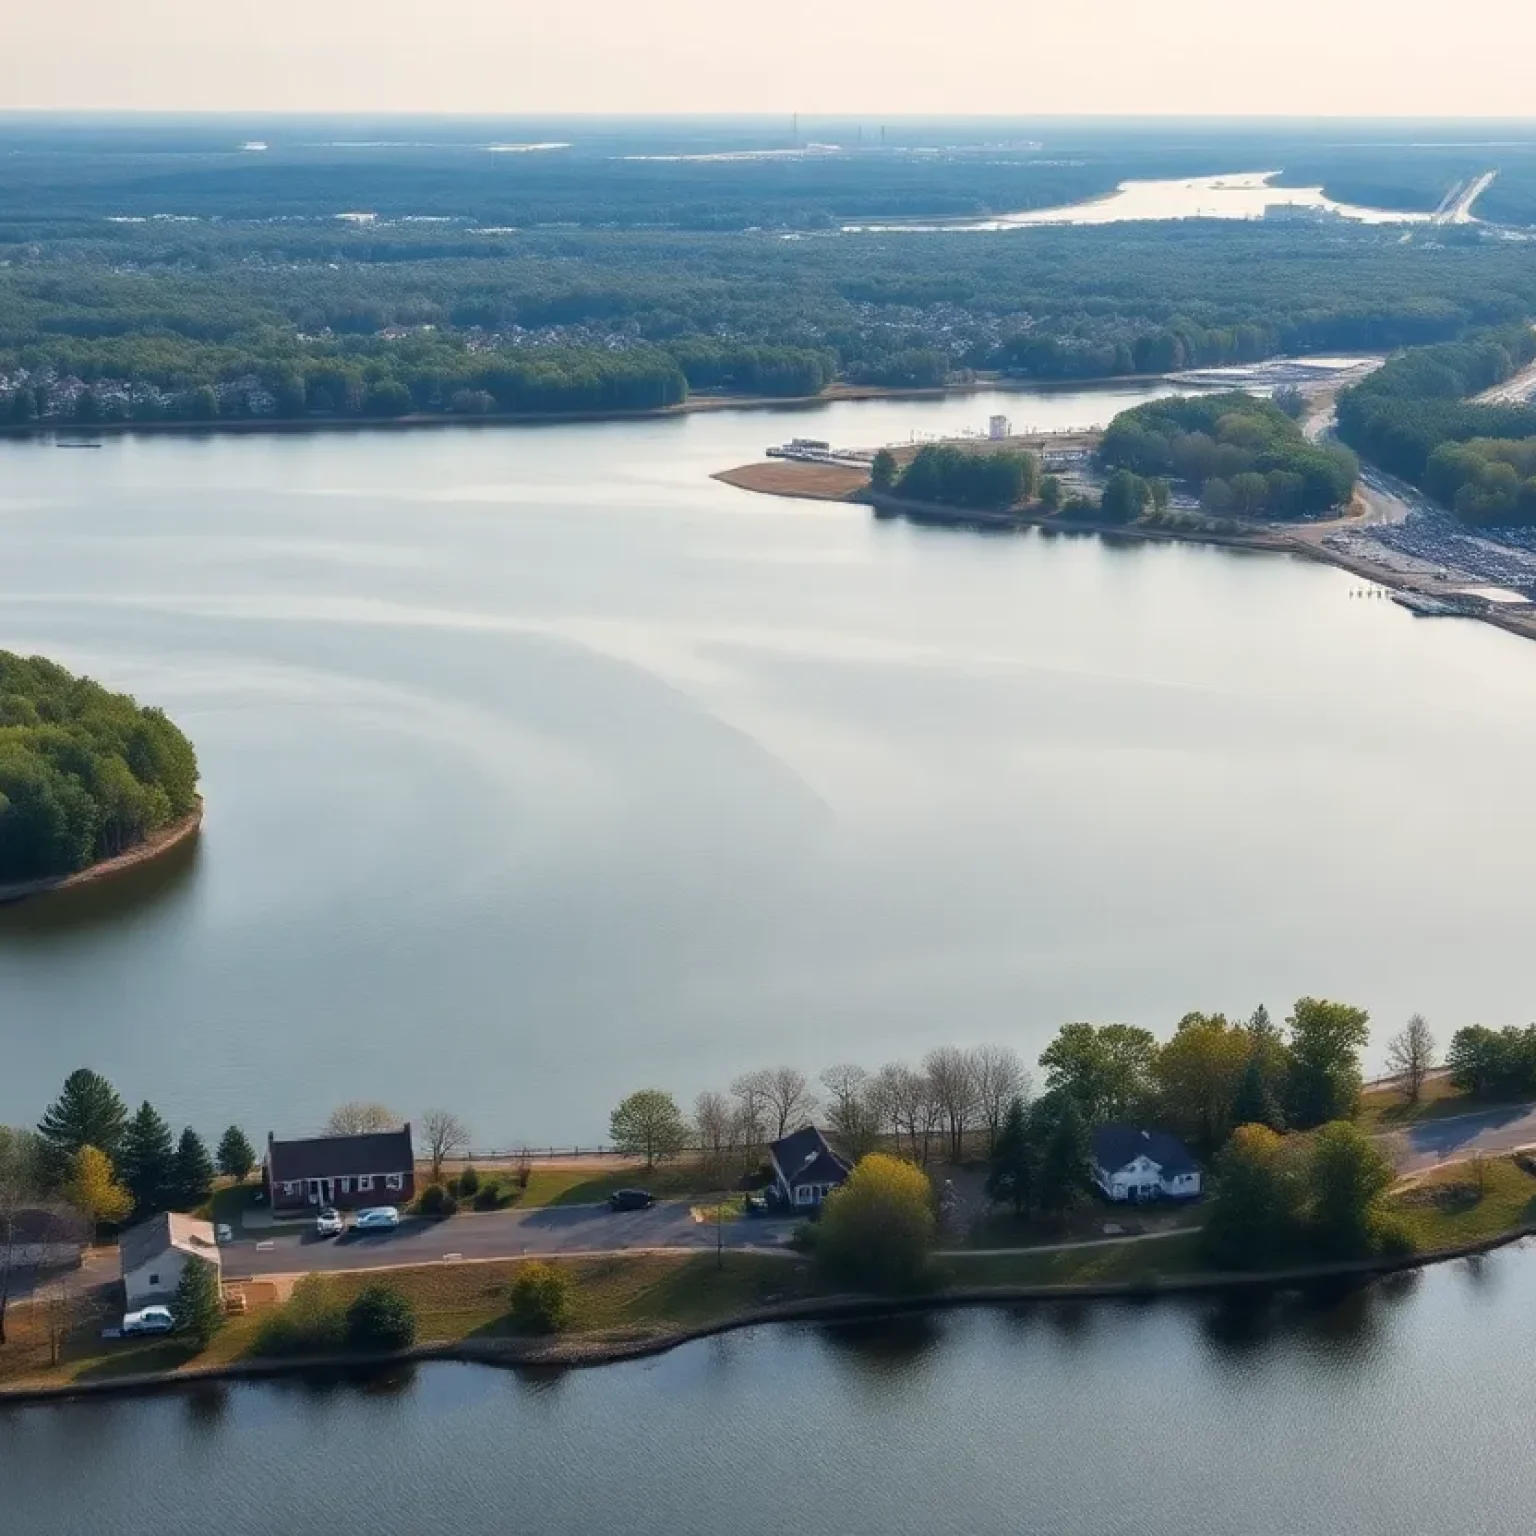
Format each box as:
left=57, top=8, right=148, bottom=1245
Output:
left=608, top=1188, right=655, bottom=1212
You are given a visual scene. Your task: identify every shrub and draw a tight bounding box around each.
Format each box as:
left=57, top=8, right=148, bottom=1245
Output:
left=456, top=1165, right=481, bottom=1197
left=509, top=1261, right=573, bottom=1334
left=789, top=1221, right=819, bottom=1253
left=345, top=1284, right=417, bottom=1351
left=252, top=1275, right=346, bottom=1357
left=816, top=1154, right=935, bottom=1293
left=473, top=1184, right=506, bottom=1211
left=416, top=1183, right=459, bottom=1218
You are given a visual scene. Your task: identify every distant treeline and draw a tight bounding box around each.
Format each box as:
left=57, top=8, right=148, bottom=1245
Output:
left=1099, top=392, right=1359, bottom=517
left=0, top=653, right=199, bottom=882
left=1335, top=328, right=1536, bottom=523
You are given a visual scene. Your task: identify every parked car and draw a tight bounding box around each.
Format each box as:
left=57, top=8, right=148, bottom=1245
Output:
left=608, top=1188, right=655, bottom=1212
left=121, top=1306, right=175, bottom=1336
left=743, top=1192, right=768, bottom=1217
left=214, top=1223, right=234, bottom=1244
left=315, top=1207, right=345, bottom=1237
left=353, top=1206, right=401, bottom=1231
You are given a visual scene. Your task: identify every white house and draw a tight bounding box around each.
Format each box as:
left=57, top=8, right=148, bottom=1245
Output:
left=1089, top=1125, right=1202, bottom=1203
left=768, top=1126, right=851, bottom=1209
left=119, top=1211, right=221, bottom=1308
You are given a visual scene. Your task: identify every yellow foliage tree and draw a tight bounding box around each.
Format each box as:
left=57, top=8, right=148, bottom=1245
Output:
left=816, top=1152, right=935, bottom=1293
left=64, top=1144, right=132, bottom=1229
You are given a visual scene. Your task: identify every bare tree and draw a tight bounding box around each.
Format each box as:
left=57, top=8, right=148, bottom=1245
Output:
left=730, top=1070, right=772, bottom=1153
left=924, top=1047, right=980, bottom=1161
left=762, top=1067, right=817, bottom=1141
left=1386, top=1014, right=1437, bottom=1103
left=874, top=1063, right=941, bottom=1165
left=821, top=1064, right=881, bottom=1162
left=324, top=1102, right=400, bottom=1135
left=694, top=1091, right=735, bottom=1179
left=419, top=1110, right=469, bottom=1184
left=820, top=1064, right=868, bottom=1132
left=970, top=1045, right=1029, bottom=1155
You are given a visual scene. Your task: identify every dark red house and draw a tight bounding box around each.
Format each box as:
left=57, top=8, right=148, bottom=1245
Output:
left=264, top=1125, right=416, bottom=1212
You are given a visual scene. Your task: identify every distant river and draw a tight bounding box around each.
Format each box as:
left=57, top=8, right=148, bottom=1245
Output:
left=3, top=381, right=1536, bottom=1147
left=7, top=1246, right=1536, bottom=1534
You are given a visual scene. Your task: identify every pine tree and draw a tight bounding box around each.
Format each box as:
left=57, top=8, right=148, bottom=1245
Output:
left=171, top=1257, right=223, bottom=1349
left=984, top=1096, right=1035, bottom=1218
left=38, top=1070, right=128, bottom=1170
left=1035, top=1093, right=1092, bottom=1218
left=173, top=1128, right=215, bottom=1211
left=1232, top=1052, right=1286, bottom=1133
left=119, top=1102, right=177, bottom=1216
left=216, top=1126, right=256, bottom=1183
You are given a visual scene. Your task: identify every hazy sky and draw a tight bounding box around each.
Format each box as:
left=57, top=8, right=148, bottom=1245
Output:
left=5, top=0, right=1531, bottom=116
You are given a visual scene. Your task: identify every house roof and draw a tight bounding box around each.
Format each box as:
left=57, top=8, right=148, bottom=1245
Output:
left=266, top=1125, right=414, bottom=1184
left=769, top=1126, right=851, bottom=1190
left=1090, top=1124, right=1200, bottom=1178
left=119, top=1212, right=220, bottom=1274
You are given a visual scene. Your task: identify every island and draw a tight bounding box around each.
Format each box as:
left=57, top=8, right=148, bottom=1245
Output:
left=0, top=651, right=201, bottom=900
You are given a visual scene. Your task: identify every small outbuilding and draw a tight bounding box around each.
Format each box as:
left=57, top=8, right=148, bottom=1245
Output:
left=119, top=1211, right=221, bottom=1308
left=768, top=1126, right=851, bottom=1210
left=1090, top=1125, right=1202, bottom=1204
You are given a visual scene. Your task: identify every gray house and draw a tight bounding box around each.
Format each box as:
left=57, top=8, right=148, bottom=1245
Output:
left=768, top=1126, right=851, bottom=1210
left=119, top=1211, right=221, bottom=1307
left=1089, top=1125, right=1202, bottom=1203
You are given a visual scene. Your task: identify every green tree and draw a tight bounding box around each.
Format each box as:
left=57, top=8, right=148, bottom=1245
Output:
left=509, top=1260, right=574, bottom=1333
left=1149, top=477, right=1171, bottom=512
left=38, top=1069, right=128, bottom=1171
left=1038, top=474, right=1063, bottom=511
left=1286, top=997, right=1371, bottom=1129
left=170, top=1256, right=223, bottom=1349
left=608, top=1090, right=690, bottom=1167
left=118, top=1101, right=176, bottom=1216
left=1201, top=1123, right=1304, bottom=1269
left=1040, top=1022, right=1158, bottom=1124
left=1100, top=469, right=1150, bottom=523
left=1151, top=1013, right=1252, bottom=1156
left=870, top=449, right=897, bottom=492
left=817, top=1153, right=935, bottom=1292
left=1444, top=1024, right=1528, bottom=1098
left=216, top=1125, right=256, bottom=1183
left=63, top=1145, right=132, bottom=1230
left=346, top=1284, right=417, bottom=1351
left=1306, top=1121, right=1397, bottom=1259
left=1231, top=1052, right=1286, bottom=1133
left=173, top=1127, right=215, bottom=1210
left=984, top=1096, right=1035, bottom=1218
left=1033, top=1092, right=1092, bottom=1218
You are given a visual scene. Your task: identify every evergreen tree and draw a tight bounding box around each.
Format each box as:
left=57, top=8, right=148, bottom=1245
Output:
left=984, top=1096, right=1035, bottom=1218
left=173, top=1127, right=216, bottom=1210
left=1034, top=1092, right=1092, bottom=1218
left=119, top=1101, right=176, bottom=1216
left=1231, top=1052, right=1286, bottom=1133
left=38, top=1070, right=128, bottom=1171
left=171, top=1258, right=223, bottom=1349
left=216, top=1126, right=256, bottom=1183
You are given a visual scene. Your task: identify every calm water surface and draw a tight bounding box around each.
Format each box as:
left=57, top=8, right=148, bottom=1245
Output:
left=5, top=1248, right=1536, bottom=1535
left=3, top=383, right=1536, bottom=1143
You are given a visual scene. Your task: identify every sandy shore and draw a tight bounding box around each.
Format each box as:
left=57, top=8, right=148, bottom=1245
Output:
left=0, top=800, right=204, bottom=906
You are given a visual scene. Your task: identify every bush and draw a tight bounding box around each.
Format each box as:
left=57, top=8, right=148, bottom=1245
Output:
left=416, top=1183, right=459, bottom=1218
left=473, top=1184, right=506, bottom=1211
left=345, top=1284, right=417, bottom=1351
left=789, top=1220, right=819, bottom=1253
left=252, top=1275, right=346, bottom=1357
left=816, top=1154, right=935, bottom=1293
left=508, top=1261, right=573, bottom=1334
left=456, top=1165, right=481, bottom=1197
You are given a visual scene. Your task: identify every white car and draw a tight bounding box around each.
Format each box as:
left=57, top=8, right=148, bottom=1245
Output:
left=214, top=1223, right=234, bottom=1244
left=315, top=1207, right=346, bottom=1237
left=353, top=1206, right=400, bottom=1232
left=121, top=1306, right=175, bottom=1336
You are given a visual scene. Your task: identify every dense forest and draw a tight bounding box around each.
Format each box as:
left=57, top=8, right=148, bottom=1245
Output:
left=0, top=653, right=199, bottom=883
left=1334, top=328, right=1536, bottom=522
left=1099, top=393, right=1359, bottom=517
left=890, top=444, right=1039, bottom=510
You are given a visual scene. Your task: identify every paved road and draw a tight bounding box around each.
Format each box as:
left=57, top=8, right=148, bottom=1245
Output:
left=223, top=1201, right=796, bottom=1279
left=1381, top=1102, right=1536, bottom=1176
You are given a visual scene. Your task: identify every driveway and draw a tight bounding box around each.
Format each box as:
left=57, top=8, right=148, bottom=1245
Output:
left=1381, top=1102, right=1536, bottom=1176
left=222, top=1201, right=795, bottom=1279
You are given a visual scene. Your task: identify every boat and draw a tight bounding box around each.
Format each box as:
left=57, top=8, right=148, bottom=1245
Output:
left=55, top=441, right=103, bottom=449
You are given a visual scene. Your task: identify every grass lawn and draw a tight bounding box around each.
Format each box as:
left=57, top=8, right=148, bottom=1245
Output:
left=1356, top=1075, right=1528, bottom=1130
left=940, top=1233, right=1206, bottom=1289
left=515, top=1163, right=721, bottom=1208
left=964, top=1203, right=1201, bottom=1251
left=1387, top=1155, right=1536, bottom=1249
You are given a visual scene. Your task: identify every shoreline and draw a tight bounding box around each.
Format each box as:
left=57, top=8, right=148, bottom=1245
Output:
left=0, top=800, right=204, bottom=906
left=4, top=1223, right=1530, bottom=1407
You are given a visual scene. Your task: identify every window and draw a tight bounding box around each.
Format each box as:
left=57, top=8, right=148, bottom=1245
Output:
left=339, top=1177, right=351, bottom=1194
left=283, top=1181, right=297, bottom=1196
left=148, top=1273, right=160, bottom=1287
left=385, top=1173, right=404, bottom=1192
left=795, top=1186, right=812, bottom=1205
left=357, top=1175, right=374, bottom=1192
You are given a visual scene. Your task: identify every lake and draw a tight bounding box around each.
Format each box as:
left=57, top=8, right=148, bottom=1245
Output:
left=5, top=1245, right=1536, bottom=1535
left=4, top=382, right=1536, bottom=1147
